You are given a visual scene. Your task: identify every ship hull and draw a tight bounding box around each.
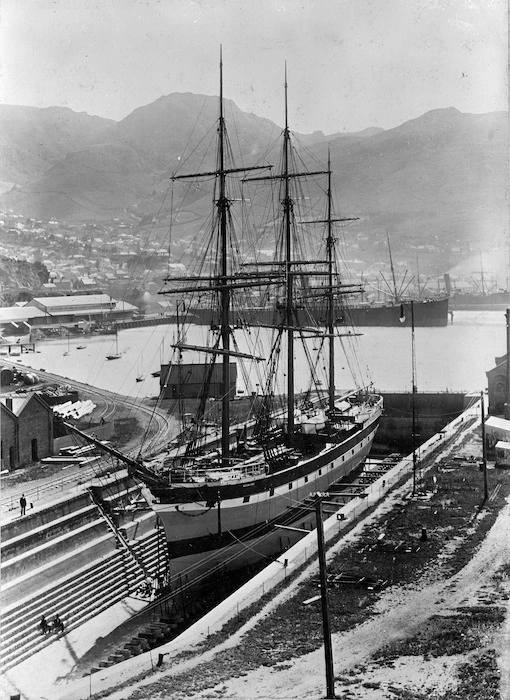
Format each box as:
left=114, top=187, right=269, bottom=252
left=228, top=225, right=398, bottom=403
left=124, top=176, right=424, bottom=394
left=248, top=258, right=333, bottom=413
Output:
left=337, top=296, right=449, bottom=327
left=449, top=292, right=510, bottom=311
left=188, top=296, right=449, bottom=328
left=145, top=404, right=381, bottom=583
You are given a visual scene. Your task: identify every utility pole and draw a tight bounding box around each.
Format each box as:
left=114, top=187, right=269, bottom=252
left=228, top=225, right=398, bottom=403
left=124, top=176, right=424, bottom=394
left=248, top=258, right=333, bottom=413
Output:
left=410, top=300, right=417, bottom=495
left=481, top=391, right=488, bottom=502
left=400, top=300, right=418, bottom=495
left=315, top=497, right=335, bottom=699
left=506, top=309, right=510, bottom=419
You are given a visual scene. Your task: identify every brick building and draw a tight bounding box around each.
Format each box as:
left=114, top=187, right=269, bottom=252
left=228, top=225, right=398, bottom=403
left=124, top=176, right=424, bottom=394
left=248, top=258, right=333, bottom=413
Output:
left=1, top=394, right=53, bottom=470
left=486, top=354, right=508, bottom=416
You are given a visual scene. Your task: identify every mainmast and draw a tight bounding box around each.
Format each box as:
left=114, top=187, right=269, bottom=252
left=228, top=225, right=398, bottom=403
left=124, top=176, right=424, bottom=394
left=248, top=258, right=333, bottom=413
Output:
left=387, top=232, right=399, bottom=302
left=479, top=254, right=486, bottom=296
left=283, top=65, right=295, bottom=436
left=243, top=66, right=328, bottom=438
left=325, top=153, right=335, bottom=412
left=218, top=47, right=231, bottom=463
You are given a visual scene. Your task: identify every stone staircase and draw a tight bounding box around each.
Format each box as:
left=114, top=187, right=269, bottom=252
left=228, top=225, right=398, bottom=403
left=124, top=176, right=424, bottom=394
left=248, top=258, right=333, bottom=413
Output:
left=0, top=474, right=168, bottom=673
left=85, top=570, right=214, bottom=675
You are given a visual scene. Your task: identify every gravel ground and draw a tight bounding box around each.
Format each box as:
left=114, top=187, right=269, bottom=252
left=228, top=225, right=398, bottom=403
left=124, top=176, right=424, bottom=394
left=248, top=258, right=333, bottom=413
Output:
left=86, top=430, right=510, bottom=700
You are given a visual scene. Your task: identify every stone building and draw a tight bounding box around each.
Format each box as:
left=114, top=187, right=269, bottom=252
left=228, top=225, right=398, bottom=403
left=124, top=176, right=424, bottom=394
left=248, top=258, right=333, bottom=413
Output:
left=1, top=394, right=53, bottom=470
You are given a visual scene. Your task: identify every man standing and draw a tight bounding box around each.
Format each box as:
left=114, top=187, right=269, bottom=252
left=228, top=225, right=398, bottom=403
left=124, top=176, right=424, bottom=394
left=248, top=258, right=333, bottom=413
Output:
left=20, top=494, right=26, bottom=516
left=39, top=615, right=50, bottom=635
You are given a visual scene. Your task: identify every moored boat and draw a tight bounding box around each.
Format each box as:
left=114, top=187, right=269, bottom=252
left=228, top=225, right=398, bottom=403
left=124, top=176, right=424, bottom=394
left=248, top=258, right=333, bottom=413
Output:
left=105, top=329, right=122, bottom=360
left=188, top=294, right=449, bottom=328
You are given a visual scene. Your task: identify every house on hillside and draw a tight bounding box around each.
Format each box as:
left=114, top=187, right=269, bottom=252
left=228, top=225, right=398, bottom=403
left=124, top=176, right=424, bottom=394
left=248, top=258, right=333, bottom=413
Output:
left=1, top=394, right=53, bottom=470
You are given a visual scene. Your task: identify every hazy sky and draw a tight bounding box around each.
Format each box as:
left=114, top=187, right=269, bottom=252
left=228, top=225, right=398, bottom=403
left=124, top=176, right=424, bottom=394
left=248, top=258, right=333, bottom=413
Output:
left=0, top=0, right=507, bottom=133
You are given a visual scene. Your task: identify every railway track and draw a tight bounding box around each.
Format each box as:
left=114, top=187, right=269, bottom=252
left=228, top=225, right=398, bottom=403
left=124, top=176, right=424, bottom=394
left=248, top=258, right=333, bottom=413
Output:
left=0, top=362, right=178, bottom=510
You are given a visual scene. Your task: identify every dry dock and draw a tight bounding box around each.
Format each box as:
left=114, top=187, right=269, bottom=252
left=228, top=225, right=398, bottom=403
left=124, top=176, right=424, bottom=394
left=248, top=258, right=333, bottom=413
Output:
left=2, top=397, right=501, bottom=700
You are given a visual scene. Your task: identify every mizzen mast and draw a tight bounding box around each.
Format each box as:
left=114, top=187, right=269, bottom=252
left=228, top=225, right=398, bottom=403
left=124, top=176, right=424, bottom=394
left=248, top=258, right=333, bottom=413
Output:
left=302, top=149, right=359, bottom=412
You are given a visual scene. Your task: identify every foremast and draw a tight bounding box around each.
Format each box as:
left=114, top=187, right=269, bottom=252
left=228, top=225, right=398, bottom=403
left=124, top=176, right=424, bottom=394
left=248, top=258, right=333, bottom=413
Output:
left=218, top=48, right=231, bottom=464
left=164, top=48, right=269, bottom=465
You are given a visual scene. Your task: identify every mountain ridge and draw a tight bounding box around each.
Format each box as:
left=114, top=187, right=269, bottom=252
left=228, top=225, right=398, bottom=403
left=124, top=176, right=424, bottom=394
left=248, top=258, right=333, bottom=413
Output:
left=0, top=98, right=506, bottom=269
left=0, top=105, right=114, bottom=189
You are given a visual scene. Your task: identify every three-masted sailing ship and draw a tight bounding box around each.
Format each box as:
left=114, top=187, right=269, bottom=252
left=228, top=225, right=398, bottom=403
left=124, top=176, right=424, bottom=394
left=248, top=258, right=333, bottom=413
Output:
left=68, top=54, right=383, bottom=585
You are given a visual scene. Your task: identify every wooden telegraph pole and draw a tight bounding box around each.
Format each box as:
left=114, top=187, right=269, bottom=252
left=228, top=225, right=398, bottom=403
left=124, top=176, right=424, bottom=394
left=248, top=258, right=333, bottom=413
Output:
left=481, top=391, right=488, bottom=502
left=410, top=300, right=418, bottom=495
left=315, top=497, right=335, bottom=699
left=506, top=309, right=510, bottom=418
left=401, top=300, right=418, bottom=494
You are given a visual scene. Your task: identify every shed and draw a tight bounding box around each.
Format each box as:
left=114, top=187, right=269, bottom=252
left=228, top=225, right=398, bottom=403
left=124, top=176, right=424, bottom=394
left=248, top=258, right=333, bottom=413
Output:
left=1, top=393, right=53, bottom=469
left=160, top=362, right=237, bottom=400
left=495, top=441, right=510, bottom=467
left=485, top=416, right=510, bottom=453
left=0, top=367, right=15, bottom=385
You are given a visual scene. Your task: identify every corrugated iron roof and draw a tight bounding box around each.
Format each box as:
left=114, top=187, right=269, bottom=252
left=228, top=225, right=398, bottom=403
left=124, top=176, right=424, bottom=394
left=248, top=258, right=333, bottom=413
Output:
left=0, top=307, right=48, bottom=322
left=485, top=416, right=510, bottom=431
left=30, top=294, right=115, bottom=308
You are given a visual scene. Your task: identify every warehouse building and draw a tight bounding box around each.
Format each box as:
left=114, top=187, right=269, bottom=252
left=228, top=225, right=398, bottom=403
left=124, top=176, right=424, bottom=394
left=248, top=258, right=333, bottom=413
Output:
left=0, top=295, right=138, bottom=338
left=27, top=294, right=137, bottom=325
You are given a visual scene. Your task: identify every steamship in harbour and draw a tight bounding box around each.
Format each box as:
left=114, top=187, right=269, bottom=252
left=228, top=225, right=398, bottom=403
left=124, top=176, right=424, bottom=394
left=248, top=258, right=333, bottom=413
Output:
left=188, top=293, right=449, bottom=328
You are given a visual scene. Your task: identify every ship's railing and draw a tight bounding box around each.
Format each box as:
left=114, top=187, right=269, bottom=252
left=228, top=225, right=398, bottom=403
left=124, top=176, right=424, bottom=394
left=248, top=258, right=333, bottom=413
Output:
left=175, top=457, right=268, bottom=484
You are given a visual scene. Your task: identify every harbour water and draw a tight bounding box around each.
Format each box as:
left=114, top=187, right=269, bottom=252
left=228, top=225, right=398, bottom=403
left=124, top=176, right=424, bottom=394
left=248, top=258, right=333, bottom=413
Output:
left=6, top=310, right=507, bottom=399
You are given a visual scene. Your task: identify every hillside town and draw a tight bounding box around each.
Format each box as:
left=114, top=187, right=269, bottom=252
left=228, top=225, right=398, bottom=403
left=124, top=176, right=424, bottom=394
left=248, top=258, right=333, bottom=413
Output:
left=0, top=206, right=501, bottom=335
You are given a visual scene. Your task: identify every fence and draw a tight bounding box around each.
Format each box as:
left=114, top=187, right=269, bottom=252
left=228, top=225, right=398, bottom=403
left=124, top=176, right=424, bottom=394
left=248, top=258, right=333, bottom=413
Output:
left=58, top=399, right=482, bottom=700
